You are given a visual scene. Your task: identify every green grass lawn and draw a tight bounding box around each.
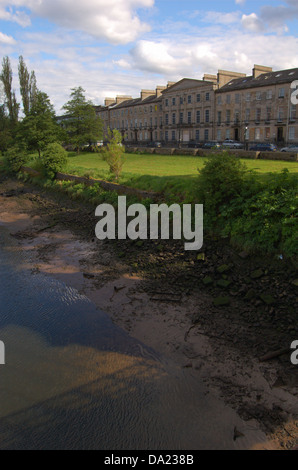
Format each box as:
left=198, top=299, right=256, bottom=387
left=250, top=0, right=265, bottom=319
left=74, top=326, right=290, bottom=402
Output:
left=64, top=151, right=298, bottom=202
left=66, top=151, right=298, bottom=177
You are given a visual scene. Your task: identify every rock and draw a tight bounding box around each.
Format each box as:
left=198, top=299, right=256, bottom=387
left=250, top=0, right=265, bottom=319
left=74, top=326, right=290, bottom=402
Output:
left=217, top=279, right=232, bottom=288
left=251, top=268, right=264, bottom=279
left=238, top=251, right=249, bottom=259
left=213, top=296, right=231, bottom=307
left=259, top=293, right=275, bottom=305
left=217, top=264, right=231, bottom=274
left=244, top=289, right=256, bottom=301
left=202, top=276, right=213, bottom=286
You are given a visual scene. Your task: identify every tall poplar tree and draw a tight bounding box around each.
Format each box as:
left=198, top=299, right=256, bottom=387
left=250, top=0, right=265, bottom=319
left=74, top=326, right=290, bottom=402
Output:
left=0, top=56, right=19, bottom=123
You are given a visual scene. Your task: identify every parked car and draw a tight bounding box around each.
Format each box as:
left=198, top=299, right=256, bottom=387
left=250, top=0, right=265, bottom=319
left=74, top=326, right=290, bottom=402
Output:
left=202, top=141, right=221, bottom=149
left=221, top=139, right=244, bottom=149
left=146, top=141, right=162, bottom=148
left=280, top=144, right=298, bottom=152
left=188, top=141, right=203, bottom=148
left=249, top=143, right=277, bottom=151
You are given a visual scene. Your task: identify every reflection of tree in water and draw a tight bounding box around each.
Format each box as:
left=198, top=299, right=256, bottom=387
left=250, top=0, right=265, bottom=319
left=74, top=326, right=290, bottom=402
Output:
left=0, top=357, right=167, bottom=450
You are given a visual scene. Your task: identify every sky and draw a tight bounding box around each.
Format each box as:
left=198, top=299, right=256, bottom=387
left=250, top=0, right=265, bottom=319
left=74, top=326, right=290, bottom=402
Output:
left=0, top=0, right=298, bottom=114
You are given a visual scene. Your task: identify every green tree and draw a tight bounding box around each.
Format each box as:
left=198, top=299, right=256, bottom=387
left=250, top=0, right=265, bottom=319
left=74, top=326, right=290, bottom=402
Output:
left=62, top=86, right=102, bottom=153
left=17, top=90, right=65, bottom=157
left=102, top=129, right=125, bottom=181
left=0, top=56, right=19, bottom=124
left=29, top=70, right=38, bottom=110
left=41, top=142, right=68, bottom=179
left=18, top=57, right=38, bottom=116
left=18, top=55, right=31, bottom=116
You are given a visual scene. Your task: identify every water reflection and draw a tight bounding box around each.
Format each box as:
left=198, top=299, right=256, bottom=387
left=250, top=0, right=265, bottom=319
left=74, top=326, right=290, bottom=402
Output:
left=0, top=227, right=270, bottom=450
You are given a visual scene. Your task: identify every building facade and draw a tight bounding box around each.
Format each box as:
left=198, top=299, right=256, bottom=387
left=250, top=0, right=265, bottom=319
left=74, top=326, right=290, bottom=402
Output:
left=95, top=65, right=298, bottom=147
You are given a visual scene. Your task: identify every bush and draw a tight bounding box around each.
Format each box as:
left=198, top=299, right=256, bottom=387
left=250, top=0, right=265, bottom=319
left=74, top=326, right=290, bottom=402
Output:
left=197, top=151, right=247, bottom=225
left=41, top=142, right=68, bottom=179
left=4, top=146, right=29, bottom=173
left=102, top=129, right=125, bottom=181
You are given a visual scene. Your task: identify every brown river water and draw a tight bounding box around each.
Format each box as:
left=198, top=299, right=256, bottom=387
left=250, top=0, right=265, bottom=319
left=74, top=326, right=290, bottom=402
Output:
left=0, top=227, right=270, bottom=450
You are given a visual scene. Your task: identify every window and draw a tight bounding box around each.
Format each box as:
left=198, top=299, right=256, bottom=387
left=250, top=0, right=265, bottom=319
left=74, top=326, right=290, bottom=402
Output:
left=180, top=97, right=183, bottom=104
left=206, top=92, right=210, bottom=101
left=205, top=110, right=210, bottom=123
left=195, top=130, right=200, bottom=141
left=217, top=129, right=221, bottom=140
left=266, top=90, right=272, bottom=99
left=172, top=130, right=176, bottom=141
left=172, top=113, right=176, bottom=124
left=234, top=111, right=240, bottom=124
left=204, top=129, right=209, bottom=141
left=256, top=108, right=261, bottom=122
left=179, top=112, right=183, bottom=124
left=255, top=128, right=260, bottom=140
left=245, top=108, right=250, bottom=123
left=165, top=113, right=169, bottom=125
left=289, top=126, right=295, bottom=140
left=165, top=99, right=168, bottom=107
left=172, top=98, right=176, bottom=106
left=226, top=129, right=230, bottom=139
left=217, top=95, right=222, bottom=105
left=187, top=95, right=192, bottom=104
left=226, top=110, right=231, bottom=125
left=277, top=107, right=284, bottom=122
left=265, top=128, right=270, bottom=139
left=256, top=91, right=262, bottom=101
left=187, top=111, right=192, bottom=124
left=235, top=93, right=240, bottom=104
left=226, top=95, right=231, bottom=104
left=196, top=94, right=201, bottom=102
left=246, top=92, right=251, bottom=102
left=165, top=131, right=169, bottom=141
left=196, top=110, right=200, bottom=124
left=266, top=107, right=271, bottom=121
left=279, top=87, right=285, bottom=98
left=290, top=104, right=296, bottom=120
left=217, top=111, right=221, bottom=125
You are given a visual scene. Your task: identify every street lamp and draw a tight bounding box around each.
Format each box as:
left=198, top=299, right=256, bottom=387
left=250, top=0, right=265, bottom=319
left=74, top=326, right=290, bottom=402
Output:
left=245, top=126, right=249, bottom=150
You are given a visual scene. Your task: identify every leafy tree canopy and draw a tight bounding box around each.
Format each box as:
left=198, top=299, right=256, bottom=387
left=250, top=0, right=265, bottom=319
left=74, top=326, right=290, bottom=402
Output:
left=62, top=86, right=103, bottom=152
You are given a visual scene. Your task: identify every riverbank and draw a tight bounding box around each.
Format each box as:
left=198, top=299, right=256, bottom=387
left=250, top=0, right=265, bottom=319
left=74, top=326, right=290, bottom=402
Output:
left=0, top=175, right=297, bottom=450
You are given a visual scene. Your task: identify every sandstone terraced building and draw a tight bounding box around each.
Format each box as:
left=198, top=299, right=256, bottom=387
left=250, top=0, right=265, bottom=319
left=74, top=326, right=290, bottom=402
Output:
left=95, top=65, right=298, bottom=147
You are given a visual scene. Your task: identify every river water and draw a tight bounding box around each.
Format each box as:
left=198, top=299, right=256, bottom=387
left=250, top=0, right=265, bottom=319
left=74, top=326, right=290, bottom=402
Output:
left=0, top=227, right=266, bottom=450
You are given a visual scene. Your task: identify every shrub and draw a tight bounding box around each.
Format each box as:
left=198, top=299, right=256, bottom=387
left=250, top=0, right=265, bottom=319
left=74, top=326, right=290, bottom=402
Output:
left=101, top=129, right=125, bottom=181
left=41, top=142, right=68, bottom=179
left=4, top=146, right=29, bottom=173
left=197, top=151, right=247, bottom=225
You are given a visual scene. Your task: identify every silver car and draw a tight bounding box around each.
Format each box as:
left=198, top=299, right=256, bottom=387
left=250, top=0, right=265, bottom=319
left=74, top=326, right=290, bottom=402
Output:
left=221, top=139, right=244, bottom=149
left=280, top=145, right=298, bottom=152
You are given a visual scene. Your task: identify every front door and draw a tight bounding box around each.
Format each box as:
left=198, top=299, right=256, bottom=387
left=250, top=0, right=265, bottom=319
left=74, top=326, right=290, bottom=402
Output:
left=277, top=127, right=284, bottom=143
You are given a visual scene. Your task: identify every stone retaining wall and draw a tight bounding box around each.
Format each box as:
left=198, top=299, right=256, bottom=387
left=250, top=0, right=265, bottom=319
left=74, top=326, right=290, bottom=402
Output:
left=127, top=147, right=298, bottom=161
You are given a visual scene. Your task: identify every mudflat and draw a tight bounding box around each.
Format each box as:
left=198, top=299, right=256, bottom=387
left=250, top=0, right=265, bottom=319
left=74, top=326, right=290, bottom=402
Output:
left=0, top=175, right=297, bottom=450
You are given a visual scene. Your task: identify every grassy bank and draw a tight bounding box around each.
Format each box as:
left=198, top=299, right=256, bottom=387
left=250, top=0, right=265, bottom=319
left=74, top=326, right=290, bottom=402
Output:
left=1, top=149, right=297, bottom=258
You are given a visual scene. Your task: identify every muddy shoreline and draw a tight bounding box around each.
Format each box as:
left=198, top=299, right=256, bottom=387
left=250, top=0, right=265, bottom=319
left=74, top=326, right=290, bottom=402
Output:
left=0, top=175, right=297, bottom=450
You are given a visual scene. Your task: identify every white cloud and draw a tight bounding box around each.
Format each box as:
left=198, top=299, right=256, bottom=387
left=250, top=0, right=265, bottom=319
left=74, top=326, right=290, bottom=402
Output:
left=241, top=13, right=264, bottom=33
left=0, top=31, right=16, bottom=43
left=202, top=11, right=241, bottom=25
left=0, top=0, right=154, bottom=44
